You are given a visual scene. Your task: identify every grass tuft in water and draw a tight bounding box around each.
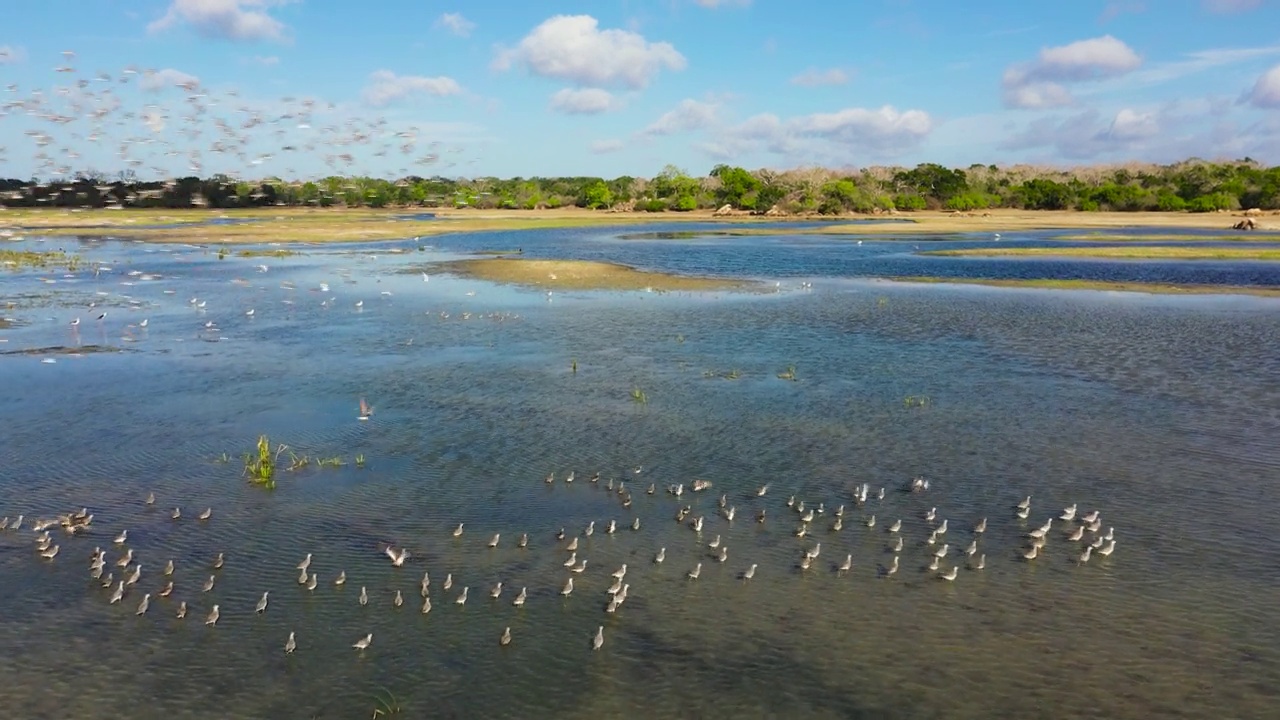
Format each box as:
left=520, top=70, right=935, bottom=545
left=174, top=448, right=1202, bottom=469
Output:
left=904, top=395, right=931, bottom=408
left=630, top=387, right=648, bottom=404
left=777, top=364, right=798, bottom=381
left=355, top=454, right=366, bottom=468
left=243, top=435, right=285, bottom=488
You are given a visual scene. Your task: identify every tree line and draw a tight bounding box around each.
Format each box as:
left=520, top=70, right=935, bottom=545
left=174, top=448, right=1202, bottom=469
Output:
left=2, top=159, right=1278, bottom=213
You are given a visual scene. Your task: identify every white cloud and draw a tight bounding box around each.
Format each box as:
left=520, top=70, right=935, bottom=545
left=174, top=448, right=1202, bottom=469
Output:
left=1107, top=108, right=1160, bottom=141
left=139, top=68, right=201, bottom=92
left=549, top=88, right=619, bottom=115
left=361, top=70, right=462, bottom=107
left=640, top=99, right=720, bottom=136
left=1000, top=107, right=1164, bottom=159
left=1002, top=35, right=1142, bottom=108
left=589, top=139, right=625, bottom=154
left=1203, top=0, right=1262, bottom=12
left=435, top=12, right=476, bottom=38
left=147, top=0, right=293, bottom=42
left=1003, top=82, right=1074, bottom=109
left=790, top=67, right=850, bottom=87
left=1246, top=64, right=1280, bottom=108
left=693, top=0, right=751, bottom=7
left=251, top=55, right=279, bottom=66
left=0, top=45, right=25, bottom=64
left=493, top=15, right=686, bottom=90
left=702, top=105, right=933, bottom=163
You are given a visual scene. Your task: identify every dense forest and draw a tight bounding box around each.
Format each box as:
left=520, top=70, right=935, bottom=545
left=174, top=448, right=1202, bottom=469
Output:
left=2, top=159, right=1278, bottom=214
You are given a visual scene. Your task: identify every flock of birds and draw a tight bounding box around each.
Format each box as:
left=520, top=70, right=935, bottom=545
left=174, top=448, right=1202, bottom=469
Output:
left=2, top=466, right=1120, bottom=661
left=0, top=51, right=473, bottom=195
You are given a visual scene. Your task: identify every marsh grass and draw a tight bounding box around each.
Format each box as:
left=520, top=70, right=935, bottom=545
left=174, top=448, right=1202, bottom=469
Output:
left=904, top=395, right=931, bottom=408
left=777, top=365, right=798, bottom=381
left=236, top=248, right=302, bottom=258
left=0, top=249, right=82, bottom=272
left=630, top=388, right=648, bottom=405
left=355, top=454, right=366, bottom=468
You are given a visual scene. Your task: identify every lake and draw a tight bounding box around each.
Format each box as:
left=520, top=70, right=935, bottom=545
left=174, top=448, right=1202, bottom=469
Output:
left=1, top=224, right=1278, bottom=719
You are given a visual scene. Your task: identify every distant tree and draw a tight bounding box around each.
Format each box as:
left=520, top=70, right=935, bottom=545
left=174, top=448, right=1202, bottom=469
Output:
left=579, top=180, right=614, bottom=209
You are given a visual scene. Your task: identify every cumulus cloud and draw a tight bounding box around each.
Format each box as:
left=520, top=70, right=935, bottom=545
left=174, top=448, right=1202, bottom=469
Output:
left=640, top=99, right=720, bottom=136
left=435, top=12, right=476, bottom=37
left=1000, top=107, right=1163, bottom=159
left=1246, top=64, right=1280, bottom=108
left=701, top=105, right=933, bottom=163
left=0, top=45, right=25, bottom=64
left=361, top=70, right=462, bottom=107
left=148, top=0, right=293, bottom=42
left=493, top=15, right=686, bottom=90
left=589, top=139, right=625, bottom=154
left=1002, top=35, right=1142, bottom=108
left=790, top=67, right=850, bottom=87
left=1203, top=0, right=1262, bottom=12
left=549, top=88, right=619, bottom=115
left=139, top=68, right=201, bottom=92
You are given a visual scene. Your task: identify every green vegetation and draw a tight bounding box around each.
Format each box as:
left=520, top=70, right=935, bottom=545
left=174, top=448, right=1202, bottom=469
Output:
left=243, top=435, right=284, bottom=489
left=924, top=246, right=1280, bottom=260
left=904, top=395, right=931, bottom=408
left=777, top=365, right=798, bottom=381
left=236, top=248, right=301, bottom=258
left=5, top=158, right=1279, bottom=214
left=630, top=388, right=648, bottom=405
left=0, top=249, right=82, bottom=271
left=885, top=276, right=1280, bottom=298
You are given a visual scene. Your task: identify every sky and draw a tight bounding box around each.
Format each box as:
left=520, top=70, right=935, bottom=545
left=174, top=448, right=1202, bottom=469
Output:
left=2, top=0, right=1280, bottom=181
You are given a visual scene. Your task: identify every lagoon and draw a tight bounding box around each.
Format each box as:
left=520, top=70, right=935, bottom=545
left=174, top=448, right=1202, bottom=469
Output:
left=1, top=224, right=1278, bottom=719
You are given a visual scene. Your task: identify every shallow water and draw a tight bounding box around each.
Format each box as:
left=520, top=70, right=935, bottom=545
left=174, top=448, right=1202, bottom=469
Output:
left=1, top=226, right=1279, bottom=719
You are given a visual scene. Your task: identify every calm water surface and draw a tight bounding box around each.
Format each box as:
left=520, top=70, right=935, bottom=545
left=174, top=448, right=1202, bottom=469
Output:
left=1, top=225, right=1278, bottom=719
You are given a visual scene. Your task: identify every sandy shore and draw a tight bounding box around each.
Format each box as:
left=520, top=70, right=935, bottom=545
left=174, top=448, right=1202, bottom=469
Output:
left=429, top=258, right=750, bottom=292
left=1, top=206, right=1275, bottom=243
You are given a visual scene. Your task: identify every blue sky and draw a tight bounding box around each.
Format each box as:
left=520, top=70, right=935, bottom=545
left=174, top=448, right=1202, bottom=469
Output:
left=2, top=0, right=1280, bottom=180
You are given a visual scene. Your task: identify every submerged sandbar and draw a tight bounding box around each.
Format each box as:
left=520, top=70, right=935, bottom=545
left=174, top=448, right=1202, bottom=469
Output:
left=922, top=247, right=1280, bottom=260
left=884, top=275, right=1280, bottom=298
left=432, top=258, right=750, bottom=292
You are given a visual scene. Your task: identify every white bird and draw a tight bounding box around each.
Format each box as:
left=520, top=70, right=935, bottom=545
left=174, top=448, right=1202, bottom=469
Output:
left=592, top=626, right=604, bottom=651
left=256, top=591, right=269, bottom=613
left=284, top=632, right=296, bottom=654
left=352, top=633, right=373, bottom=651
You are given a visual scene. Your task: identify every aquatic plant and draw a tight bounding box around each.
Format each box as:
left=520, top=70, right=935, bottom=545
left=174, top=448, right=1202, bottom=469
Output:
left=287, top=452, right=311, bottom=472
left=571, top=359, right=577, bottom=374
left=904, top=395, right=931, bottom=408
left=0, top=249, right=82, bottom=272
left=317, top=456, right=346, bottom=468
left=724, top=369, right=742, bottom=380
left=243, top=435, right=286, bottom=488
left=630, top=388, right=648, bottom=405
left=777, top=365, right=798, bottom=381
left=355, top=454, right=366, bottom=468
left=237, top=248, right=301, bottom=258
left=214, top=452, right=230, bottom=464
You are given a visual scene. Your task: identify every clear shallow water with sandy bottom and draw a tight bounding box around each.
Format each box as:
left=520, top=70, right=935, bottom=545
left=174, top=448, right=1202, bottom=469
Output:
left=1, top=227, right=1278, bottom=719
